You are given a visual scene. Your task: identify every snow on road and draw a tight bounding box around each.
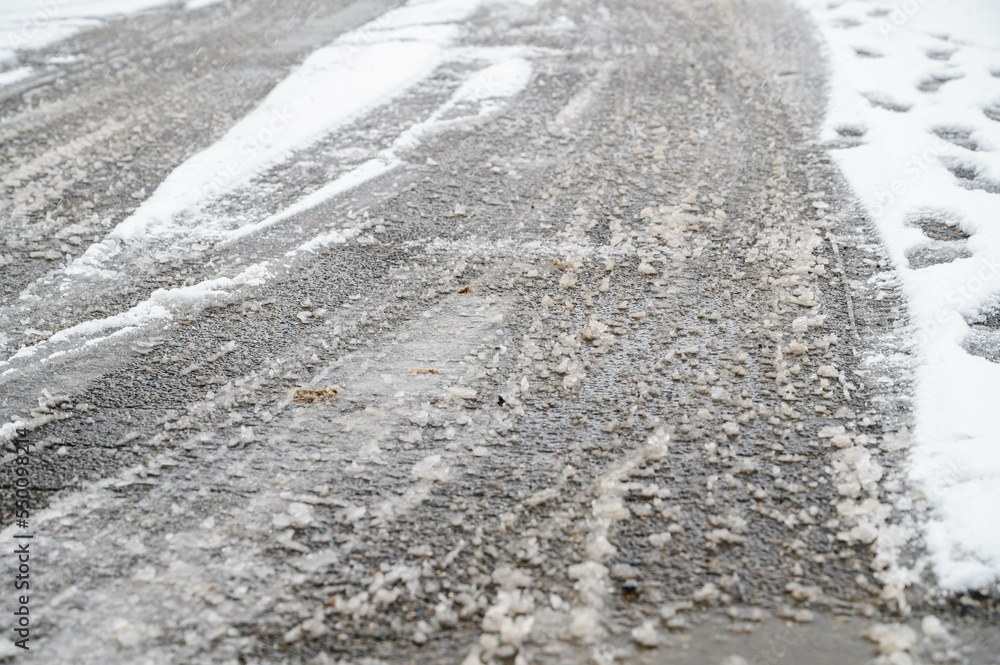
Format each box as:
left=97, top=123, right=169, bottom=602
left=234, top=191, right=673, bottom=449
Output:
left=224, top=57, right=534, bottom=245
left=0, top=0, right=174, bottom=66
left=6, top=0, right=999, bottom=660
left=795, top=0, right=1000, bottom=591
left=1, top=0, right=996, bottom=651
left=1, top=0, right=534, bottom=382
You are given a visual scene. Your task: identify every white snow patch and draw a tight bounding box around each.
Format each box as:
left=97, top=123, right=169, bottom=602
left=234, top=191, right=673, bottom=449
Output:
left=223, top=56, right=533, bottom=244
left=0, top=65, right=31, bottom=86
left=88, top=39, right=448, bottom=246
left=0, top=0, right=173, bottom=64
left=4, top=0, right=536, bottom=375
left=0, top=259, right=274, bottom=372
left=0, top=0, right=275, bottom=64
left=0, top=420, right=26, bottom=445
left=67, top=0, right=533, bottom=275
left=794, top=0, right=1000, bottom=590
left=285, top=228, right=355, bottom=256
left=631, top=619, right=659, bottom=648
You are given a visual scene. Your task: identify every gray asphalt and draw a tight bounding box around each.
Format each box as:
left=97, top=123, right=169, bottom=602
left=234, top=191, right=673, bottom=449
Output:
left=0, top=0, right=997, bottom=663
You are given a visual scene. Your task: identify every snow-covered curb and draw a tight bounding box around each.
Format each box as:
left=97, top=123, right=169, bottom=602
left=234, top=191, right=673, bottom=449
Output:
left=793, top=0, right=1000, bottom=591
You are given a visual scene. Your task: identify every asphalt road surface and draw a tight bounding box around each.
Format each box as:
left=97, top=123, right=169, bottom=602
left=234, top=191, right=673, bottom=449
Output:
left=0, top=0, right=996, bottom=663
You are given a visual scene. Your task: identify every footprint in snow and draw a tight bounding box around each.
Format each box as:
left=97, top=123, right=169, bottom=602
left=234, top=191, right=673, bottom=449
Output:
left=932, top=126, right=980, bottom=152
left=904, top=216, right=972, bottom=269
left=853, top=47, right=883, bottom=59
left=925, top=48, right=957, bottom=61
left=828, top=125, right=867, bottom=149
left=964, top=311, right=1000, bottom=365
left=917, top=72, right=964, bottom=93
left=862, top=92, right=912, bottom=113
left=830, top=17, right=862, bottom=29
left=913, top=217, right=971, bottom=242
left=942, top=159, right=1000, bottom=195
left=904, top=243, right=972, bottom=270
left=836, top=125, right=866, bottom=138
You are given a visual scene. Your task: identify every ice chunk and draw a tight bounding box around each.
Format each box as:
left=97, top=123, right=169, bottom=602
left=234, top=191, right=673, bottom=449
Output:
left=631, top=620, right=659, bottom=647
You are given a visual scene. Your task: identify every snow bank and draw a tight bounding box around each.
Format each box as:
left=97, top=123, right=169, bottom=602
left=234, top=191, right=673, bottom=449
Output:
left=794, top=0, right=1000, bottom=590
